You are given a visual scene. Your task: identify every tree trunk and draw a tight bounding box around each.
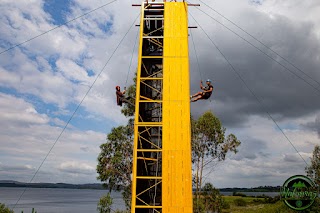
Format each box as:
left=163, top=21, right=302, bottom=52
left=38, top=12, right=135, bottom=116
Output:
left=199, top=152, right=205, bottom=194
left=196, top=155, right=200, bottom=200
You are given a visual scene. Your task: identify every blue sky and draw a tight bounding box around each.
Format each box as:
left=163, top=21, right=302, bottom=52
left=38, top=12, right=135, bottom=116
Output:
left=44, top=0, right=73, bottom=25
left=0, top=0, right=319, bottom=190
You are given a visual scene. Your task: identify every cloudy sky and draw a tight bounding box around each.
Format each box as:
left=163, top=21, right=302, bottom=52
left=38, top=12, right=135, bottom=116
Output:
left=0, top=0, right=319, bottom=189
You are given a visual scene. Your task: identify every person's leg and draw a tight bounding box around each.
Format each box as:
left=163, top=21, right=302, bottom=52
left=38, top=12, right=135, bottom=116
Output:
left=191, top=92, right=202, bottom=98
left=191, top=94, right=203, bottom=102
left=122, top=97, right=130, bottom=103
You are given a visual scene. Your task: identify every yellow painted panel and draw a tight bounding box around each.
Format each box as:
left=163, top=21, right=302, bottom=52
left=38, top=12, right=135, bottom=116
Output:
left=162, top=2, right=192, bottom=212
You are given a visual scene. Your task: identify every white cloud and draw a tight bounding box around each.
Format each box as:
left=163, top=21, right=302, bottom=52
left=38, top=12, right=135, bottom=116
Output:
left=56, top=58, right=92, bottom=83
left=58, top=161, right=95, bottom=175
left=0, top=93, right=49, bottom=124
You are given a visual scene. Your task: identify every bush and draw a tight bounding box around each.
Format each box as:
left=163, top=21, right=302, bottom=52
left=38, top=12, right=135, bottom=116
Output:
left=304, top=197, right=320, bottom=213
left=0, top=203, right=13, bottom=213
left=233, top=198, right=247, bottom=207
left=232, top=191, right=247, bottom=197
left=255, top=194, right=268, bottom=198
left=252, top=198, right=264, bottom=204
left=264, top=195, right=280, bottom=204
left=97, top=193, right=113, bottom=213
left=221, top=198, right=230, bottom=209
left=193, top=197, right=205, bottom=213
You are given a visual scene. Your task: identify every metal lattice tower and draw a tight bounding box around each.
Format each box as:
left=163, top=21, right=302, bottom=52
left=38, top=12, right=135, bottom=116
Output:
left=131, top=1, right=192, bottom=212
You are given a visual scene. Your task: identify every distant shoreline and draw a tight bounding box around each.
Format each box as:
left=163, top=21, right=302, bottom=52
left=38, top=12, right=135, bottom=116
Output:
left=0, top=181, right=105, bottom=190
left=0, top=180, right=281, bottom=192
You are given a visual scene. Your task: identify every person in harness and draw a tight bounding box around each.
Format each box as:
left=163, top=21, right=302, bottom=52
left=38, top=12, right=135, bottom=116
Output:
left=190, top=79, right=213, bottom=102
left=116, top=86, right=128, bottom=106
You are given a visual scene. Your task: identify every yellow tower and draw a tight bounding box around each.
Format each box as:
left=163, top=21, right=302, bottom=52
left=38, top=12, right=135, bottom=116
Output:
left=131, top=1, right=192, bottom=212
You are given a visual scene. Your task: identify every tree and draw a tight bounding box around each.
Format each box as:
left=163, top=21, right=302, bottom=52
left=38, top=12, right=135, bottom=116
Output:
left=97, top=193, right=113, bottom=213
left=97, top=121, right=133, bottom=210
left=306, top=145, right=320, bottom=186
left=192, top=111, right=241, bottom=206
left=0, top=203, right=13, bottom=213
left=120, top=75, right=136, bottom=117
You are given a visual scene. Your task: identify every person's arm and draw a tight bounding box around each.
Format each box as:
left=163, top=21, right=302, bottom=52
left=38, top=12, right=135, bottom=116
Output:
left=122, top=87, right=126, bottom=95
left=200, top=81, right=204, bottom=90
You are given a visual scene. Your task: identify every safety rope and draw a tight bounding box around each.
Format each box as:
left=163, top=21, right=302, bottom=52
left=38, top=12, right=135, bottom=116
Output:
left=125, top=28, right=140, bottom=87
left=190, top=28, right=203, bottom=81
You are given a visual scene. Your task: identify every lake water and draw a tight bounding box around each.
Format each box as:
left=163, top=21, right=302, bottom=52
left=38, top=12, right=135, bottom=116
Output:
left=0, top=187, right=280, bottom=213
left=0, top=187, right=126, bottom=213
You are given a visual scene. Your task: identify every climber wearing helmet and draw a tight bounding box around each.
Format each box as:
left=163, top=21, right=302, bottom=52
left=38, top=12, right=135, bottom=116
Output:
left=116, top=86, right=126, bottom=106
left=190, top=79, right=213, bottom=102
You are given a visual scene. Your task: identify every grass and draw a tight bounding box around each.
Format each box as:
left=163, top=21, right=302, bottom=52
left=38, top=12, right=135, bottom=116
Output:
left=221, top=196, right=296, bottom=213
left=223, top=195, right=262, bottom=203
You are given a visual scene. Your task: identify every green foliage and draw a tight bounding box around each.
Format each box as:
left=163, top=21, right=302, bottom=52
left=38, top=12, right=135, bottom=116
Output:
left=121, top=182, right=131, bottom=211
left=121, top=75, right=136, bottom=117
left=192, top=110, right=241, bottom=162
left=306, top=145, right=320, bottom=186
left=193, top=197, right=205, bottom=213
left=232, top=192, right=247, bottom=197
left=193, top=183, right=225, bottom=213
left=97, top=193, right=113, bottom=213
left=221, top=199, right=230, bottom=210
left=0, top=203, right=13, bottom=213
left=202, top=183, right=223, bottom=212
left=233, top=198, right=247, bottom=207
left=264, top=195, right=280, bottom=204
left=302, top=197, right=320, bottom=213
left=114, top=211, right=129, bottom=213
left=96, top=120, right=133, bottom=209
left=251, top=195, right=280, bottom=205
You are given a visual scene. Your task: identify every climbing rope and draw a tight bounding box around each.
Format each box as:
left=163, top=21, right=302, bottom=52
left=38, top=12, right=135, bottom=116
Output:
left=125, top=28, right=140, bottom=87
left=190, top=28, right=203, bottom=81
